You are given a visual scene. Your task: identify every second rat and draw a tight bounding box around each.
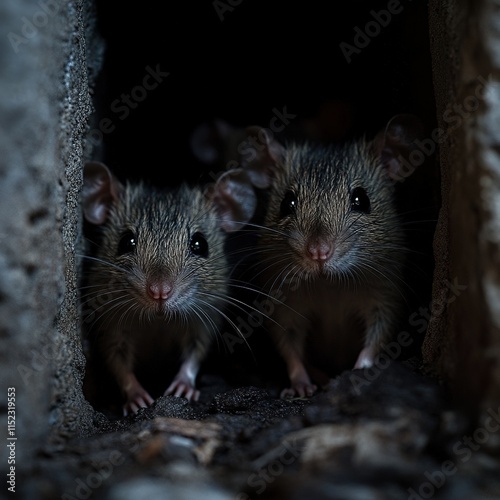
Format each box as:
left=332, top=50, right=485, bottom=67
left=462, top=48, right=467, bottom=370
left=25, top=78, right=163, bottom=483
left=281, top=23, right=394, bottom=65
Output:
left=239, top=115, right=425, bottom=398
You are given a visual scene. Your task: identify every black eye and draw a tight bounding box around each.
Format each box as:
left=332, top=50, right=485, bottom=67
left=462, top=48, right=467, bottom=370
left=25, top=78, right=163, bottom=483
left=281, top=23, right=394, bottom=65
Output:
left=280, top=190, right=297, bottom=218
left=351, top=187, right=371, bottom=214
left=190, top=232, right=209, bottom=257
left=117, top=230, right=137, bottom=256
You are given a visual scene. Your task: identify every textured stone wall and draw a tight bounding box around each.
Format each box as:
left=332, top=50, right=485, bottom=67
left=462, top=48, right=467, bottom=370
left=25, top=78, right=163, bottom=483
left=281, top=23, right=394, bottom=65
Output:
left=425, top=0, right=500, bottom=425
left=0, top=0, right=102, bottom=469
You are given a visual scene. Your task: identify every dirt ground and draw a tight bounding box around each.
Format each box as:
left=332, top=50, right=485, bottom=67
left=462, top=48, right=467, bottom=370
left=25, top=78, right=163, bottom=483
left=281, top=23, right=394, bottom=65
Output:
left=17, top=354, right=500, bottom=500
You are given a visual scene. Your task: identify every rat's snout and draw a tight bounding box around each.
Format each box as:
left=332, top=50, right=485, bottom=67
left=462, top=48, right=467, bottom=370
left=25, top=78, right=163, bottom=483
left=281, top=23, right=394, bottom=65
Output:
left=306, top=239, right=334, bottom=262
left=146, top=279, right=173, bottom=301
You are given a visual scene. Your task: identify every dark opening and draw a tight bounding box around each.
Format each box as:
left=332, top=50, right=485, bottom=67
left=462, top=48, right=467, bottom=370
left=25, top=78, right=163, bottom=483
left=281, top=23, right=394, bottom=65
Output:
left=86, top=0, right=439, bottom=415
left=92, top=0, right=436, bottom=184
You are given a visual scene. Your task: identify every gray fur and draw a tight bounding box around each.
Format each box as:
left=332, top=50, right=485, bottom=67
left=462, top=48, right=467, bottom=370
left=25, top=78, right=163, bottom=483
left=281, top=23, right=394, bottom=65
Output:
left=248, top=129, right=414, bottom=398
left=81, top=163, right=237, bottom=414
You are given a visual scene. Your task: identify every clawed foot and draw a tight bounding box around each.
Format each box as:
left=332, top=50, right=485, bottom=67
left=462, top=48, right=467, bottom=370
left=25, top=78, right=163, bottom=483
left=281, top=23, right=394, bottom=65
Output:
left=280, top=381, right=317, bottom=399
left=123, top=386, right=154, bottom=416
left=164, top=379, right=200, bottom=401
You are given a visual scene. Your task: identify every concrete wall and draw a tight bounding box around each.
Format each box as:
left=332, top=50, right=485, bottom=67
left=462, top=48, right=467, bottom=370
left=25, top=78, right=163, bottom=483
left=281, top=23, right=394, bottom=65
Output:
left=0, top=0, right=102, bottom=468
left=425, top=0, right=500, bottom=424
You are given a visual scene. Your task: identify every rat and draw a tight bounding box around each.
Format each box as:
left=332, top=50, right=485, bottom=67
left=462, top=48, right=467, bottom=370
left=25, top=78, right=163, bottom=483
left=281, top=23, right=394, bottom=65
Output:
left=80, top=161, right=256, bottom=415
left=236, top=114, right=425, bottom=398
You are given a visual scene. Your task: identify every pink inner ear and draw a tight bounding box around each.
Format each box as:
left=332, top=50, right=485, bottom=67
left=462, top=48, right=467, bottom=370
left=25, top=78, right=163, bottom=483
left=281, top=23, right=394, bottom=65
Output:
left=92, top=204, right=109, bottom=225
left=82, top=162, right=121, bottom=225
left=209, top=170, right=257, bottom=233
left=373, top=114, right=424, bottom=181
left=83, top=189, right=113, bottom=225
left=220, top=182, right=257, bottom=233
left=242, top=126, right=284, bottom=189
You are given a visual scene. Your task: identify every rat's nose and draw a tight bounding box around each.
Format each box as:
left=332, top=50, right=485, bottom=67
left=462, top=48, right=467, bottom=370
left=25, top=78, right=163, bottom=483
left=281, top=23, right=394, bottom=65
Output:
left=147, top=280, right=173, bottom=301
left=306, top=240, right=334, bottom=261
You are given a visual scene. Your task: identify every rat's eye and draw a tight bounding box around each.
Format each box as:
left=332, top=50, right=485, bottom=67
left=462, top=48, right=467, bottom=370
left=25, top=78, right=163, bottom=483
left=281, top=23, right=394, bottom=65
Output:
left=117, top=230, right=137, bottom=256
left=190, top=232, right=209, bottom=257
left=350, top=187, right=371, bottom=214
left=280, top=190, right=298, bottom=218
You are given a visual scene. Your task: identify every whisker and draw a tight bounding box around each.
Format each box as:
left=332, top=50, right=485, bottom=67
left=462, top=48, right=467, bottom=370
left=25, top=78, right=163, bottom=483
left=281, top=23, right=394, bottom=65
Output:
left=196, top=298, right=256, bottom=360
left=76, top=254, right=129, bottom=274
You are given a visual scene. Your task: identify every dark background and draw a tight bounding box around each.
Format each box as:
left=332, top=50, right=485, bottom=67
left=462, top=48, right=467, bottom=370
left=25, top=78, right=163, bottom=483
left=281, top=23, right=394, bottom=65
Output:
left=92, top=0, right=436, bottom=186
left=86, top=1, right=438, bottom=404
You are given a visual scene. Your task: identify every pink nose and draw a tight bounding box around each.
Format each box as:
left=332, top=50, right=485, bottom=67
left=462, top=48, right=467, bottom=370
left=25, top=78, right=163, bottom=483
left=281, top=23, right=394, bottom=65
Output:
left=147, top=281, right=172, bottom=301
left=307, top=241, right=333, bottom=261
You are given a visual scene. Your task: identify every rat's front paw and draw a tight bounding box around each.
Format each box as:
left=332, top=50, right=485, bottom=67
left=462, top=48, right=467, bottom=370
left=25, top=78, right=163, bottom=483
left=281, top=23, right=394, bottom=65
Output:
left=123, top=389, right=154, bottom=416
left=164, top=379, right=200, bottom=401
left=280, top=381, right=317, bottom=399
left=122, top=374, right=154, bottom=416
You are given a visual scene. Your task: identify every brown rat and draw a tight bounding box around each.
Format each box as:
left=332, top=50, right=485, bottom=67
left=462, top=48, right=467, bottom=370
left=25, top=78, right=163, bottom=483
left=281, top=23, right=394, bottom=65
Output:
left=237, top=115, right=425, bottom=398
left=80, top=162, right=255, bottom=415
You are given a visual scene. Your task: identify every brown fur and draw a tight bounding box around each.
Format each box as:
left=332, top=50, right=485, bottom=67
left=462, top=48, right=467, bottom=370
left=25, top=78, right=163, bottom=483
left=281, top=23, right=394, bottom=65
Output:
left=239, top=115, right=423, bottom=398
left=80, top=162, right=253, bottom=414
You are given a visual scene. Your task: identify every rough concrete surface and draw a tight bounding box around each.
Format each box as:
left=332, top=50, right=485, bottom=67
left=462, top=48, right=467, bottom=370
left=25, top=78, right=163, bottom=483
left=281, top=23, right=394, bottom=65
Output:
left=0, top=0, right=101, bottom=475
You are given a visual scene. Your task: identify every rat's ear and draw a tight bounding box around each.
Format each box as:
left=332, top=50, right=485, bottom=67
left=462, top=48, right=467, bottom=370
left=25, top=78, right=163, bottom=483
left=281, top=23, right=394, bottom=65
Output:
left=372, top=114, right=425, bottom=181
left=206, top=169, right=257, bottom=233
left=82, top=162, right=123, bottom=225
left=240, top=126, right=285, bottom=189
left=190, top=119, right=236, bottom=165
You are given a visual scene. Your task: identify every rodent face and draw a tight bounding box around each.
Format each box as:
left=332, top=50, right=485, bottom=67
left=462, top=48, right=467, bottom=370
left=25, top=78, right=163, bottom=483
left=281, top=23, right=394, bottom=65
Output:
left=261, top=141, right=405, bottom=282
left=91, top=183, right=228, bottom=319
